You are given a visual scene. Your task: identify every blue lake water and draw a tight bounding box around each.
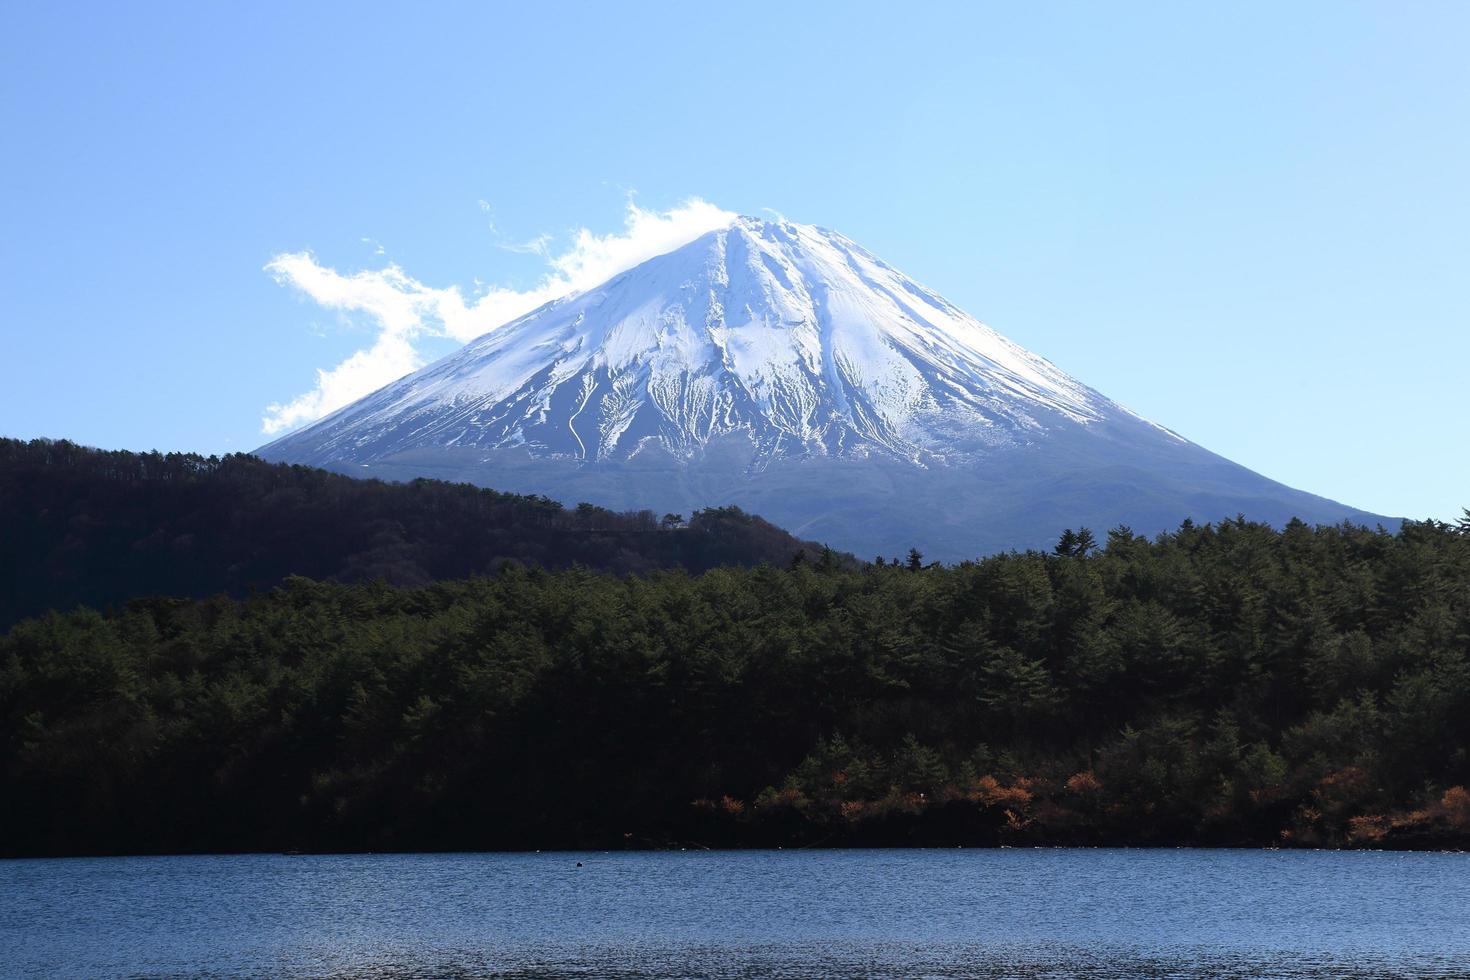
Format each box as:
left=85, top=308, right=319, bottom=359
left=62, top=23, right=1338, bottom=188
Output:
left=2, top=849, right=1468, bottom=978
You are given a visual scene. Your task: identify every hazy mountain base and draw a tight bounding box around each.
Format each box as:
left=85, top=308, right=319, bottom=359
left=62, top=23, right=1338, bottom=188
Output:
left=328, top=413, right=1391, bottom=563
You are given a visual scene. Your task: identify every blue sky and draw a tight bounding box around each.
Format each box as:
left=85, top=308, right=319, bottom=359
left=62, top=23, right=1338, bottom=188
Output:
left=2, top=1, right=1465, bottom=521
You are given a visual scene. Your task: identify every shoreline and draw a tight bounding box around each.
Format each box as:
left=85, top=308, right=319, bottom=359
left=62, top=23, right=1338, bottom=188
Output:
left=6, top=839, right=1469, bottom=861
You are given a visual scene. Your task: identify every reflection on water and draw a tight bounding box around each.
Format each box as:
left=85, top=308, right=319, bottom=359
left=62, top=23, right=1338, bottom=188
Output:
left=2, top=849, right=1467, bottom=978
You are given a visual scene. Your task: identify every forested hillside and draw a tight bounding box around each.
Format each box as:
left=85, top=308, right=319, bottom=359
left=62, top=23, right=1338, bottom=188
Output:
left=4, top=514, right=1468, bottom=856
left=0, top=438, right=830, bottom=630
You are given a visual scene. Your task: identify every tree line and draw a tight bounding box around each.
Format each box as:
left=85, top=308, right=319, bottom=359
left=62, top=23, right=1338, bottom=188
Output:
left=0, top=437, right=828, bottom=631
left=3, top=512, right=1468, bottom=855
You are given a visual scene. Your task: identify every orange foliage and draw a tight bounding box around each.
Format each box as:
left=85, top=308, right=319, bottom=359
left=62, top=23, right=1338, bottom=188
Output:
left=1004, top=808, right=1032, bottom=831
left=1442, top=786, right=1470, bottom=828
left=720, top=795, right=746, bottom=816
left=968, top=775, right=1033, bottom=808
left=1389, top=808, right=1433, bottom=831
left=1297, top=805, right=1322, bottom=825
left=1341, top=786, right=1470, bottom=840
left=1013, top=775, right=1049, bottom=796
left=970, top=774, right=1001, bottom=799
left=1314, top=767, right=1370, bottom=809
left=1000, top=785, right=1033, bottom=807
left=1066, top=771, right=1102, bottom=795
left=1347, top=814, right=1388, bottom=844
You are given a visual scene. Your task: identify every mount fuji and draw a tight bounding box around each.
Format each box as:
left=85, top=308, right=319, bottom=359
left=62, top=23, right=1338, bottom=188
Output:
left=258, top=216, right=1389, bottom=560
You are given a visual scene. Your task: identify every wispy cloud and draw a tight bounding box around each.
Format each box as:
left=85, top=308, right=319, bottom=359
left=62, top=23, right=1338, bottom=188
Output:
left=261, top=197, right=735, bottom=436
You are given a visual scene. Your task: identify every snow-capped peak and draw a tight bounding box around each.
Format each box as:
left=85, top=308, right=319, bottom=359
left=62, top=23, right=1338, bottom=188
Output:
left=262, top=216, right=1120, bottom=467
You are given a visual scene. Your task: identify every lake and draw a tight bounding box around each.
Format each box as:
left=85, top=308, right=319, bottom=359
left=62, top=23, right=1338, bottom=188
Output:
left=2, top=849, right=1467, bottom=978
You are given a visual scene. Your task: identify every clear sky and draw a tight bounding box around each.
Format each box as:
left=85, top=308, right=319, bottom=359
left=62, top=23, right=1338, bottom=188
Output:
left=2, top=1, right=1465, bottom=521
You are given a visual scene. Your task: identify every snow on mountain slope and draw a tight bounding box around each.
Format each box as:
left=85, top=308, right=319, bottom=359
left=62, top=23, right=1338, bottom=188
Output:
left=259, top=215, right=1388, bottom=560
left=264, top=217, right=1139, bottom=467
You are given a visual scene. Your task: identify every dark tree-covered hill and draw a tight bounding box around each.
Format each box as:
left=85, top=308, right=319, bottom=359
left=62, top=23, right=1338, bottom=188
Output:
left=3, top=514, right=1468, bottom=856
left=0, top=437, right=835, bottom=630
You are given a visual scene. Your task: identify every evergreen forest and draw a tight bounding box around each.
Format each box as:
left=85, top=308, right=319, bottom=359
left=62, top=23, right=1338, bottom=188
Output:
left=0, top=437, right=825, bottom=631
left=3, top=442, right=1468, bottom=855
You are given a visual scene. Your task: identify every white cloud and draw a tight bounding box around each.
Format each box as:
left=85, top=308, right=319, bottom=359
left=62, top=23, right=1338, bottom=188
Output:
left=261, top=197, right=735, bottom=436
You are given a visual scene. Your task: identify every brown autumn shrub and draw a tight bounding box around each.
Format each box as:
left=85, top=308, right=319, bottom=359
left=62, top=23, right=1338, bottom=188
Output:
left=1004, top=808, right=1033, bottom=832
left=1066, top=770, right=1102, bottom=795
left=864, top=788, right=927, bottom=818
left=1387, top=807, right=1432, bottom=831
left=1442, top=786, right=1470, bottom=828
left=1347, top=814, right=1388, bottom=844
left=1313, top=766, right=1372, bottom=820
left=969, top=774, right=1033, bottom=808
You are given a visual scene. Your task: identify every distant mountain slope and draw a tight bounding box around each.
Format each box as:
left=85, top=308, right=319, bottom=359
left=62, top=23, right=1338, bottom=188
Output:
left=259, top=216, right=1394, bottom=559
left=0, top=438, right=832, bottom=630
